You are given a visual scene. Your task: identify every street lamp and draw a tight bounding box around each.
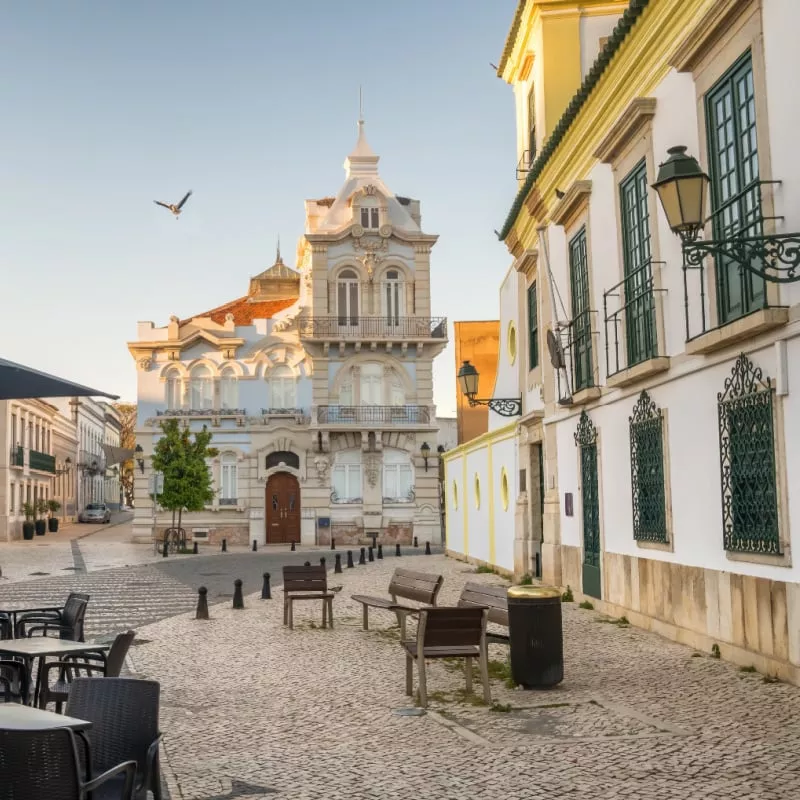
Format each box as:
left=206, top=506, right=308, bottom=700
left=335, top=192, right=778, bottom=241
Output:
left=54, top=457, right=72, bottom=476
left=135, top=444, right=145, bottom=474
left=456, top=360, right=522, bottom=417
left=420, top=442, right=431, bottom=472
left=651, top=145, right=710, bottom=242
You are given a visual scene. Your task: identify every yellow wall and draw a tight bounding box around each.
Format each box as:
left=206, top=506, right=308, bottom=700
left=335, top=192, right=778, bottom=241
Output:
left=454, top=321, right=500, bottom=445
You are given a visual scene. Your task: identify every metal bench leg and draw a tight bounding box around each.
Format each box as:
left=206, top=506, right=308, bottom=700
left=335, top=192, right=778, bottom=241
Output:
left=465, top=656, right=473, bottom=694
left=405, top=654, right=413, bottom=696
left=362, top=604, right=369, bottom=631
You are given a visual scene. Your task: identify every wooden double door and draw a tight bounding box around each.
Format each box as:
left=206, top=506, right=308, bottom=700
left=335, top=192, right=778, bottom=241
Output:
left=266, top=472, right=300, bottom=544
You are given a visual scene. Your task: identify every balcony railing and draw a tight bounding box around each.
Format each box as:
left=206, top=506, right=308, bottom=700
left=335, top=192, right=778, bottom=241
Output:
left=516, top=149, right=535, bottom=181
left=9, top=446, right=23, bottom=468
left=29, top=450, right=56, bottom=473
left=219, top=498, right=238, bottom=506
left=299, top=317, right=447, bottom=340
left=156, top=408, right=246, bottom=417
left=317, top=405, right=431, bottom=425
left=603, top=259, right=664, bottom=377
left=78, top=450, right=105, bottom=475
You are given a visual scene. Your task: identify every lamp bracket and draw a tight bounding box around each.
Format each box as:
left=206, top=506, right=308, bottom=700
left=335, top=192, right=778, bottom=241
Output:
left=467, top=397, right=523, bottom=417
left=683, top=231, right=800, bottom=284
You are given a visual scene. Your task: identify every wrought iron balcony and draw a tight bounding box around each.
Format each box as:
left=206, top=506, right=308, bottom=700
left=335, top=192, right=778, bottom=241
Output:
left=603, top=259, right=665, bottom=377
left=516, top=149, right=535, bottom=181
left=78, top=450, right=105, bottom=475
left=219, top=498, right=238, bottom=506
left=156, top=408, right=246, bottom=417
left=29, top=449, right=56, bottom=473
left=299, top=316, right=447, bottom=340
left=317, top=405, right=431, bottom=426
left=9, top=446, right=23, bottom=468
left=260, top=408, right=304, bottom=417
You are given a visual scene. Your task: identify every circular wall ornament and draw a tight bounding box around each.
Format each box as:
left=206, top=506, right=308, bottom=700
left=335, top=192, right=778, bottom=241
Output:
left=352, top=224, right=364, bottom=238
left=500, top=468, right=510, bottom=511
left=379, top=224, right=393, bottom=238
left=508, top=321, right=517, bottom=365
left=474, top=473, right=481, bottom=509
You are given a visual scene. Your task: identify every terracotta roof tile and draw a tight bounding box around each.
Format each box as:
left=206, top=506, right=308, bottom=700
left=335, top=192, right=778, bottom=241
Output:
left=182, top=295, right=298, bottom=326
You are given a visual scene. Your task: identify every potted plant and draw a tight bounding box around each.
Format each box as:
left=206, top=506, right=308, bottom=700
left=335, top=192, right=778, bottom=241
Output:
left=22, top=503, right=35, bottom=540
left=34, top=499, right=48, bottom=535
left=47, top=500, right=62, bottom=532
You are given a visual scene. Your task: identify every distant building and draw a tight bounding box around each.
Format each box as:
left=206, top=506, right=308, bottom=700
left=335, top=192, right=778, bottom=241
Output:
left=128, top=121, right=447, bottom=548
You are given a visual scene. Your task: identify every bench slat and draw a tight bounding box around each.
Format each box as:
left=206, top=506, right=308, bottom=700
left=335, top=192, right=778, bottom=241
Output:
left=458, top=582, right=509, bottom=627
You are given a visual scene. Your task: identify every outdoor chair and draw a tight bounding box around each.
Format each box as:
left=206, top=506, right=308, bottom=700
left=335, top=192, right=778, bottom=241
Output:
left=402, top=606, right=491, bottom=708
left=39, top=629, right=136, bottom=713
left=16, top=592, right=90, bottom=641
left=0, top=612, right=11, bottom=640
left=0, top=727, right=136, bottom=800
left=0, top=659, right=29, bottom=703
left=66, top=677, right=163, bottom=800
left=282, top=565, right=335, bottom=630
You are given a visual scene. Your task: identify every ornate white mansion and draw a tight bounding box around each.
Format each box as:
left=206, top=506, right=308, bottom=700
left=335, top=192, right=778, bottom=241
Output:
left=128, top=122, right=447, bottom=547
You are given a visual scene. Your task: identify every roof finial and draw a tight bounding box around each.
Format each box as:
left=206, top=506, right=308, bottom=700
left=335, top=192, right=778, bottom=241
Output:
left=358, top=85, right=364, bottom=127
left=276, top=235, right=282, bottom=264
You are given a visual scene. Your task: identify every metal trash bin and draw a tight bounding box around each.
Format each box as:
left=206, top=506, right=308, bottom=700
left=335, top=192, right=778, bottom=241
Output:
left=507, top=585, right=564, bottom=688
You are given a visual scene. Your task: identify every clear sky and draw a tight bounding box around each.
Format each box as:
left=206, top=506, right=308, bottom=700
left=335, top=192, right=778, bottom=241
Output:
left=0, top=0, right=518, bottom=414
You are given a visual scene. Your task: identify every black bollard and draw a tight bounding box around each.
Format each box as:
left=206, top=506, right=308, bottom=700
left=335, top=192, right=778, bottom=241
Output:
left=252, top=540, right=258, bottom=552
left=221, top=538, right=227, bottom=553
left=320, top=556, right=326, bottom=568
left=331, top=538, right=336, bottom=550
left=334, top=553, right=342, bottom=573
left=291, top=541, right=296, bottom=551
left=261, top=572, right=271, bottom=600
left=196, top=586, right=209, bottom=620
left=377, top=544, right=383, bottom=559
left=162, top=539, right=168, bottom=558
left=304, top=561, right=311, bottom=567
left=347, top=550, right=354, bottom=569
left=396, top=543, right=401, bottom=557
left=368, top=546, right=374, bottom=562
left=425, top=541, right=432, bottom=555
left=414, top=536, right=418, bottom=548
left=233, top=579, right=244, bottom=609
left=193, top=541, right=198, bottom=555
left=359, top=547, right=366, bottom=566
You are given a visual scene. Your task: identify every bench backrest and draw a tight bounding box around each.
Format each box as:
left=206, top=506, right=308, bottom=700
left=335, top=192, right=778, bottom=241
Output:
left=458, top=582, right=509, bottom=627
left=419, top=607, right=486, bottom=648
left=389, top=568, right=443, bottom=606
left=283, top=565, right=327, bottom=593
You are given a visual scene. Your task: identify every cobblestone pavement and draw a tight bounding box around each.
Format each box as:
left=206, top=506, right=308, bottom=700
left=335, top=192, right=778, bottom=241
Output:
left=126, top=554, right=800, bottom=800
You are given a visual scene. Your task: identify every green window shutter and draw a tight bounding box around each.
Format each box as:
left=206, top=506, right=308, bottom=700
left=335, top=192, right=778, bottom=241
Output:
left=705, top=51, right=764, bottom=324
left=528, top=282, right=539, bottom=369
left=619, top=160, right=657, bottom=367
left=568, top=227, right=593, bottom=392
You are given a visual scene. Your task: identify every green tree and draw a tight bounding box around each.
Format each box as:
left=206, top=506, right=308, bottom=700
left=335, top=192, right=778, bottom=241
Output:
left=151, top=419, right=218, bottom=532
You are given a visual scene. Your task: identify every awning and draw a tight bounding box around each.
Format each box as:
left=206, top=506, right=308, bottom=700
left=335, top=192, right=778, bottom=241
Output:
left=0, top=357, right=119, bottom=401
left=102, top=444, right=135, bottom=467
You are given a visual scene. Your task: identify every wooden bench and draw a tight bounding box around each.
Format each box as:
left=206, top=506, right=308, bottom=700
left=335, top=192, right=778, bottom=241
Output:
left=402, top=607, right=490, bottom=708
left=352, top=568, right=443, bottom=639
left=458, top=582, right=509, bottom=646
left=282, top=565, right=335, bottom=630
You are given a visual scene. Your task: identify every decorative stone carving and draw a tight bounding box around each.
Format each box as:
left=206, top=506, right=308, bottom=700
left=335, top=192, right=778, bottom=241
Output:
left=363, top=185, right=377, bottom=196
left=351, top=223, right=365, bottom=238
left=364, top=454, right=380, bottom=487
left=352, top=235, right=389, bottom=280
left=314, top=456, right=330, bottom=484
left=224, top=313, right=235, bottom=324
left=379, top=224, right=392, bottom=239
left=137, top=357, right=152, bottom=371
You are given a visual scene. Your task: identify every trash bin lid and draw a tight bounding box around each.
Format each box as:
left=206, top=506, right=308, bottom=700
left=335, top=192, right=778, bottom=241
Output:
left=507, top=585, right=562, bottom=599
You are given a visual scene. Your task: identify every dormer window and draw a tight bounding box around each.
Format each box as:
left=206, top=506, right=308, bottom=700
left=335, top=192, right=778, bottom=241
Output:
left=361, top=207, right=379, bottom=229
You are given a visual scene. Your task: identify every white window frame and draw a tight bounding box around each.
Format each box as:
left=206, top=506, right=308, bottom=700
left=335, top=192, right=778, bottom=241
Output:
left=360, top=363, right=383, bottom=406
left=165, top=370, right=182, bottom=410
left=220, top=453, right=238, bottom=502
left=190, top=366, right=213, bottom=410
left=332, top=450, right=362, bottom=502
left=382, top=448, right=413, bottom=501
left=220, top=368, right=238, bottom=410
left=268, top=365, right=296, bottom=410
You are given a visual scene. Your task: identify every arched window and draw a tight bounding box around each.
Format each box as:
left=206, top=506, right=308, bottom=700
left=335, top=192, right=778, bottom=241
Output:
left=190, top=365, right=213, bottom=409
left=337, top=269, right=359, bottom=326
left=220, top=367, right=238, bottom=410
left=382, top=269, right=403, bottom=324
left=165, top=369, right=181, bottom=410
left=332, top=449, right=362, bottom=502
left=383, top=448, right=413, bottom=500
left=360, top=363, right=383, bottom=406
left=265, top=451, right=300, bottom=470
left=388, top=368, right=405, bottom=407
left=220, top=453, right=238, bottom=504
left=268, top=365, right=296, bottom=410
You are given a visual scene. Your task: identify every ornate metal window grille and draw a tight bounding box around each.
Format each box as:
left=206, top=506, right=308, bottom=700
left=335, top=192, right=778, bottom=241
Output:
left=574, top=411, right=600, bottom=568
left=706, top=51, right=765, bottom=324
left=718, top=353, right=780, bottom=554
left=568, top=228, right=594, bottom=392
left=629, top=391, right=667, bottom=543
left=265, top=451, right=300, bottom=471
left=620, top=161, right=658, bottom=367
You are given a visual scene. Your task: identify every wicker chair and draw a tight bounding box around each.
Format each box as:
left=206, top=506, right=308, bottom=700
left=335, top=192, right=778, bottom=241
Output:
left=66, top=677, right=162, bottom=800
left=17, top=592, right=90, bottom=641
left=0, top=612, right=11, bottom=640
left=39, top=630, right=136, bottom=713
left=0, top=727, right=136, bottom=799
left=0, top=659, right=29, bottom=703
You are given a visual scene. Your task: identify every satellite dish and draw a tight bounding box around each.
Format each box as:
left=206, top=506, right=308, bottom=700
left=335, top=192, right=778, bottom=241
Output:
left=547, top=329, right=566, bottom=370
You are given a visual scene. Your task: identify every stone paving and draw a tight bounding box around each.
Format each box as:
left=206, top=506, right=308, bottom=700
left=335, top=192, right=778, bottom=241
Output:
left=125, top=554, right=800, bottom=800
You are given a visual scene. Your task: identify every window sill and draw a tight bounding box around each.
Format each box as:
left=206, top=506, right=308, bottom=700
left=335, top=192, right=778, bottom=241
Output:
left=571, top=387, right=601, bottom=406
left=725, top=547, right=791, bottom=568
left=635, top=537, right=674, bottom=554
left=685, top=308, right=789, bottom=355
left=607, top=357, right=670, bottom=389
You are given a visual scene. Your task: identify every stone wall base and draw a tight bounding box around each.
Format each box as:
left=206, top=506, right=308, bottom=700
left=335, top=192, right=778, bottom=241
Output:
left=156, top=525, right=250, bottom=547
left=558, top=544, right=800, bottom=687
left=445, top=549, right=514, bottom=580
left=323, top=524, right=413, bottom=547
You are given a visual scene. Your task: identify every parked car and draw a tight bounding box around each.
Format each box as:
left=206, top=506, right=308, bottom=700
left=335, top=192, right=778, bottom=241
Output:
left=79, top=503, right=111, bottom=524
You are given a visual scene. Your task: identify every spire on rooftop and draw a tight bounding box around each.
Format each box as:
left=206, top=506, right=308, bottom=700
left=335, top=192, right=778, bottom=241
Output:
left=344, top=88, right=379, bottom=178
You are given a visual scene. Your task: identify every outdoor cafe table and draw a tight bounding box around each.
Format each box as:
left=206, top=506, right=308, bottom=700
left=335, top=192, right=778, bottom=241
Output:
left=0, top=638, right=110, bottom=707
left=0, top=703, right=91, bottom=731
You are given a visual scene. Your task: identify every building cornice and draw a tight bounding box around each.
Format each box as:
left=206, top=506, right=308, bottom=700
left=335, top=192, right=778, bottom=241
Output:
left=549, top=180, right=592, bottom=229
left=593, top=97, right=657, bottom=165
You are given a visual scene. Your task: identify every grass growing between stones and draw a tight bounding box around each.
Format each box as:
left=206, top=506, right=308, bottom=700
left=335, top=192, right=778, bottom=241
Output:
left=579, top=600, right=594, bottom=610
left=595, top=616, right=630, bottom=628
left=475, top=565, right=497, bottom=575
left=739, top=665, right=757, bottom=674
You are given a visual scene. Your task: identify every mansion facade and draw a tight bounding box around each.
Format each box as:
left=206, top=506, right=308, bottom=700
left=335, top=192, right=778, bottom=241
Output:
left=129, top=122, right=446, bottom=547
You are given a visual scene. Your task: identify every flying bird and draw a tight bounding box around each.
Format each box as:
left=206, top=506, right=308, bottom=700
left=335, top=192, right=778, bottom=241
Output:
left=154, top=190, right=192, bottom=218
